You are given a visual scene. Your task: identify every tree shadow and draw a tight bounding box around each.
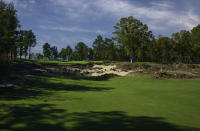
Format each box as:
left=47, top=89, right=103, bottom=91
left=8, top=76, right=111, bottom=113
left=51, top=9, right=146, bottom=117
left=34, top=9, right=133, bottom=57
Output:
left=0, top=86, right=43, bottom=100
left=0, top=77, right=114, bottom=100
left=0, top=104, right=68, bottom=131
left=11, top=60, right=45, bottom=76
left=59, top=74, right=119, bottom=81
left=22, top=77, right=114, bottom=92
left=70, top=111, right=200, bottom=131
left=0, top=104, right=199, bottom=131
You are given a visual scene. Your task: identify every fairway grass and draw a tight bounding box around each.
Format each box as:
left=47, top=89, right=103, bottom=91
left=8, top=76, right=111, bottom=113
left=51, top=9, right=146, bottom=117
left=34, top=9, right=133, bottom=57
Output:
left=35, top=60, right=103, bottom=65
left=0, top=76, right=200, bottom=130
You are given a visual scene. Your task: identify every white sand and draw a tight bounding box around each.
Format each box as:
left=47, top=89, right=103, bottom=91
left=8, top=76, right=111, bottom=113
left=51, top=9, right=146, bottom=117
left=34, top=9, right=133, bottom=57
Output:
left=81, top=64, right=133, bottom=76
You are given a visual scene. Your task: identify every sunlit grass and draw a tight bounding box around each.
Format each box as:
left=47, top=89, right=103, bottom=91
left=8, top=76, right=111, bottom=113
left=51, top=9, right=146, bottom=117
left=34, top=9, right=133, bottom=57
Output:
left=35, top=60, right=103, bottom=65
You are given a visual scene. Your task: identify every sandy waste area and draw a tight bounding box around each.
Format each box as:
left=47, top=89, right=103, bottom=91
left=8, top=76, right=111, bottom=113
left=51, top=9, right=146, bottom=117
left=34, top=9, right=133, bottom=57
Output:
left=80, top=64, right=134, bottom=76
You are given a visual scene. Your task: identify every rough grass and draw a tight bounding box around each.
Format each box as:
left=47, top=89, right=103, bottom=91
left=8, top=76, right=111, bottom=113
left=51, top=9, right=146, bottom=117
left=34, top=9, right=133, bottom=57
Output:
left=0, top=75, right=200, bottom=131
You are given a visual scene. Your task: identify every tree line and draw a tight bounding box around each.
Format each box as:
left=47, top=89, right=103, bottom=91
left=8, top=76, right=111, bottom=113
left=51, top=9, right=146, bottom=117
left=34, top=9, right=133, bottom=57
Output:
left=38, top=16, right=200, bottom=63
left=37, top=38, right=117, bottom=61
left=0, top=1, right=36, bottom=62
left=1, top=1, right=200, bottom=64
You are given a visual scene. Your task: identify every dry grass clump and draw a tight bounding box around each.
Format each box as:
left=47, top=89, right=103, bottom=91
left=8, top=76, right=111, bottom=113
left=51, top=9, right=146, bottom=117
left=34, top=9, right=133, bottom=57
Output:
left=153, top=71, right=199, bottom=79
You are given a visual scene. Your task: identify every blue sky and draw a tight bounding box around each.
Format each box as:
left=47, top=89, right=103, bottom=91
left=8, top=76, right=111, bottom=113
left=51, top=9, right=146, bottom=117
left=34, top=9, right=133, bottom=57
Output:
left=3, top=0, right=200, bottom=53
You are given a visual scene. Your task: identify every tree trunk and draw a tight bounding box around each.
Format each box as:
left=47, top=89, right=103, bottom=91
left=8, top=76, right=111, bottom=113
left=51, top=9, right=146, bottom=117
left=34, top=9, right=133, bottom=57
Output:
left=130, top=58, right=133, bottom=63
left=130, top=49, right=134, bottom=63
left=11, top=51, right=14, bottom=61
left=20, top=47, right=22, bottom=59
left=25, top=53, right=27, bottom=60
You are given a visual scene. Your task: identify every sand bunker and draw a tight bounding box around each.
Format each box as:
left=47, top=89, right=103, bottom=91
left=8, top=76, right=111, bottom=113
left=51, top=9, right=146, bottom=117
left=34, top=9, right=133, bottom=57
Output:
left=81, top=64, right=134, bottom=76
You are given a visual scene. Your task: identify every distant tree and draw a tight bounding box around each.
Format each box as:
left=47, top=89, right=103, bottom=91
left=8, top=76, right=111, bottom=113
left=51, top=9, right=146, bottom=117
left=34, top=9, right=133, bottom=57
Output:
left=104, top=38, right=116, bottom=60
left=88, top=48, right=94, bottom=60
left=115, top=44, right=129, bottom=61
left=36, top=53, right=43, bottom=60
left=66, top=45, right=72, bottom=61
left=43, top=43, right=51, bottom=59
left=15, top=30, right=25, bottom=59
left=191, top=25, right=200, bottom=62
left=172, top=30, right=192, bottom=62
left=154, top=36, right=173, bottom=63
left=27, top=30, right=36, bottom=59
left=75, top=42, right=88, bottom=60
left=93, top=35, right=104, bottom=60
left=59, top=48, right=67, bottom=60
left=29, top=52, right=35, bottom=60
left=71, top=51, right=79, bottom=61
left=50, top=46, right=58, bottom=60
left=113, top=16, right=153, bottom=63
left=191, top=25, right=200, bottom=45
left=21, top=30, right=36, bottom=59
left=0, top=1, right=19, bottom=60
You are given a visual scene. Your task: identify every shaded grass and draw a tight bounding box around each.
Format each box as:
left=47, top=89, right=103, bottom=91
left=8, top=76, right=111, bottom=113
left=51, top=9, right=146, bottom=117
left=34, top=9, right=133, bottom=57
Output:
left=0, top=104, right=199, bottom=131
left=0, top=76, right=200, bottom=130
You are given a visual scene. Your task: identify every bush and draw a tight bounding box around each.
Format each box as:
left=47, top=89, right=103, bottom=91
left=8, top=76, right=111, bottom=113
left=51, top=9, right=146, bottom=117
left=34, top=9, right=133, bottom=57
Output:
left=154, top=71, right=173, bottom=79
left=153, top=71, right=197, bottom=79
left=187, top=64, right=200, bottom=69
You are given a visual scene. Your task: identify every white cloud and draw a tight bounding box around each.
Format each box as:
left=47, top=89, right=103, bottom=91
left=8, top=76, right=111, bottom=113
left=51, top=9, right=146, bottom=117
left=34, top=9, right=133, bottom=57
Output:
left=2, top=0, right=14, bottom=3
left=39, top=25, right=106, bottom=34
left=48, top=0, right=200, bottom=31
left=4, top=0, right=200, bottom=31
left=29, top=0, right=35, bottom=4
left=95, top=0, right=200, bottom=30
left=3, top=0, right=36, bottom=9
left=150, top=1, right=174, bottom=8
left=49, top=0, right=98, bottom=19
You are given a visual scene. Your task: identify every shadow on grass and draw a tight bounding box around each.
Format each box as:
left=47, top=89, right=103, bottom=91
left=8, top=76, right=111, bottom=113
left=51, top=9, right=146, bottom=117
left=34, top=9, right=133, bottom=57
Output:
left=61, top=74, right=119, bottom=81
left=0, top=77, right=113, bottom=100
left=0, top=104, right=199, bottom=131
left=22, top=77, right=114, bottom=92
left=11, top=60, right=44, bottom=76
left=0, top=86, right=43, bottom=100
left=70, top=112, right=200, bottom=131
left=5, top=60, right=116, bottom=81
left=0, top=104, right=67, bottom=131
